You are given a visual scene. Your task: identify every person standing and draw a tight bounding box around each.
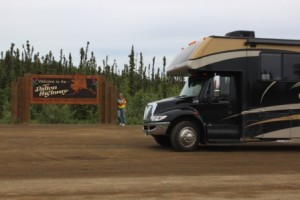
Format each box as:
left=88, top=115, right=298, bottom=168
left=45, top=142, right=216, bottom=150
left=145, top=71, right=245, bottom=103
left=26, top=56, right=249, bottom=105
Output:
left=117, top=93, right=126, bottom=126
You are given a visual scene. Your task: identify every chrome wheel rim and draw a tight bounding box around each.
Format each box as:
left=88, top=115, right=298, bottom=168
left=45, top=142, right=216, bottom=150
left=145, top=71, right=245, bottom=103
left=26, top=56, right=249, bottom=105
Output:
left=178, top=127, right=196, bottom=148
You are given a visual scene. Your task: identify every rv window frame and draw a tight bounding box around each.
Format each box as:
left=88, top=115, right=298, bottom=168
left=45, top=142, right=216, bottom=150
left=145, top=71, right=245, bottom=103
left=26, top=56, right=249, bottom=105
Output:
left=282, top=53, right=300, bottom=81
left=260, top=52, right=300, bottom=82
left=260, top=52, right=283, bottom=81
left=204, top=75, right=232, bottom=100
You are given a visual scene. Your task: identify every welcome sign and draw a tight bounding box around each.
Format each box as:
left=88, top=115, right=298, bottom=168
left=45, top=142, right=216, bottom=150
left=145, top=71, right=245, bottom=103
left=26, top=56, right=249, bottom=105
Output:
left=30, top=75, right=99, bottom=104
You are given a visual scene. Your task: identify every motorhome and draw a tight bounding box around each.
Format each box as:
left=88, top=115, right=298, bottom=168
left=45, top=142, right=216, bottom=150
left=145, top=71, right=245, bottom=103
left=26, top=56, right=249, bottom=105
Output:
left=143, top=30, right=300, bottom=151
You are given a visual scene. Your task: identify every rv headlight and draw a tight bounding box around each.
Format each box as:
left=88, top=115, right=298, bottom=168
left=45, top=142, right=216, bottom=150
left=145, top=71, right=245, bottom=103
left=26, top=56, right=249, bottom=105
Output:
left=151, top=115, right=167, bottom=122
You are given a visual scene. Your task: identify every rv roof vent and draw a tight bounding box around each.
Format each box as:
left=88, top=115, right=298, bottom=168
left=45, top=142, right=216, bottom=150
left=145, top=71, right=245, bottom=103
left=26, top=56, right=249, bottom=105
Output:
left=225, top=30, right=255, bottom=38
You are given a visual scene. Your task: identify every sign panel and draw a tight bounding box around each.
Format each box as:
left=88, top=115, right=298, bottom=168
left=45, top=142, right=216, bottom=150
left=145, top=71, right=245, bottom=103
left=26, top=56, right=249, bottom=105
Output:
left=30, top=75, right=99, bottom=104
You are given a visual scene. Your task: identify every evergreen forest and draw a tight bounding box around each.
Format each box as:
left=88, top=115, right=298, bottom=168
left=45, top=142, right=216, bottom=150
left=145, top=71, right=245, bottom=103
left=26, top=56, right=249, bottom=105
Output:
left=0, top=41, right=184, bottom=124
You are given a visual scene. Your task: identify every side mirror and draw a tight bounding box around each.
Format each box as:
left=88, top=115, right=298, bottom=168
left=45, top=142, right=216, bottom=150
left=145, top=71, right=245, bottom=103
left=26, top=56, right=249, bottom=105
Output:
left=213, top=75, right=220, bottom=98
left=214, top=89, right=220, bottom=97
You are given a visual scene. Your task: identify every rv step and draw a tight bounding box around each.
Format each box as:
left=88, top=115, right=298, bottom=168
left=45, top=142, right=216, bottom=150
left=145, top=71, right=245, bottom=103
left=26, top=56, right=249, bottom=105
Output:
left=207, top=139, right=242, bottom=144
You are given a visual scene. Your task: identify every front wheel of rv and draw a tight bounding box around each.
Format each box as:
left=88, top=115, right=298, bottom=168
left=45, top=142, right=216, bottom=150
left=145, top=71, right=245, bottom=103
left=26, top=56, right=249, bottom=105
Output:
left=153, top=135, right=171, bottom=147
left=170, top=121, right=199, bottom=152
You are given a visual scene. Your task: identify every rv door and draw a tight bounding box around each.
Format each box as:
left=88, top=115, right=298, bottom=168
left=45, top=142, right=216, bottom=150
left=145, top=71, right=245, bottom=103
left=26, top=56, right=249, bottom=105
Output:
left=198, top=75, right=241, bottom=141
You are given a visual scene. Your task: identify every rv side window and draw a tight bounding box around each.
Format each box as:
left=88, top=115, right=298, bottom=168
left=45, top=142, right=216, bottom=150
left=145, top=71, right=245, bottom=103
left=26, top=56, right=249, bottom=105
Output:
left=260, top=53, right=282, bottom=81
left=283, top=54, right=300, bottom=81
left=213, top=76, right=231, bottom=97
left=220, top=77, right=231, bottom=96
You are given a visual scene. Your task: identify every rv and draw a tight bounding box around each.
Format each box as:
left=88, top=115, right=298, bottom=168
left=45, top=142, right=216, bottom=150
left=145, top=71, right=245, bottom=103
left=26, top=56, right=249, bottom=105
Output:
left=143, top=30, right=300, bottom=151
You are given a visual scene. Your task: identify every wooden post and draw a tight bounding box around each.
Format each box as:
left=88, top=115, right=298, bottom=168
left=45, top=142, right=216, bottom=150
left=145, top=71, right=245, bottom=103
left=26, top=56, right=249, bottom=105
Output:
left=110, top=85, right=117, bottom=124
left=23, top=74, right=30, bottom=123
left=99, top=76, right=103, bottom=123
left=11, top=81, right=18, bottom=123
left=17, top=77, right=24, bottom=123
left=104, top=81, right=110, bottom=123
left=99, top=76, right=106, bottom=123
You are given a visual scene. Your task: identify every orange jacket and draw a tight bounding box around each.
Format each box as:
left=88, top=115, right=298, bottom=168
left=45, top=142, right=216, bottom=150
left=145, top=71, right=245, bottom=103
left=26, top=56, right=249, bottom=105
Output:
left=117, top=97, right=126, bottom=109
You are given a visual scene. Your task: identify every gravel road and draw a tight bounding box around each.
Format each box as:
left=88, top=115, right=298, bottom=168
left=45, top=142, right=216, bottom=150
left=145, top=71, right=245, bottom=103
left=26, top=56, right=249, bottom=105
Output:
left=0, top=124, right=300, bottom=199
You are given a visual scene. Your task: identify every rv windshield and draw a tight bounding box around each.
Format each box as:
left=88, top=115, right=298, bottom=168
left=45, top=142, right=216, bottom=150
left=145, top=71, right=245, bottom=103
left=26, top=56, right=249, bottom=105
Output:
left=179, top=77, right=205, bottom=97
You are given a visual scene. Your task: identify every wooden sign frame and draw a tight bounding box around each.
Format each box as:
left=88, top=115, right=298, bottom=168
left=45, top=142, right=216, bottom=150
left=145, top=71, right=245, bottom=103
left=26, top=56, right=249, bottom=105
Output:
left=11, top=74, right=117, bottom=124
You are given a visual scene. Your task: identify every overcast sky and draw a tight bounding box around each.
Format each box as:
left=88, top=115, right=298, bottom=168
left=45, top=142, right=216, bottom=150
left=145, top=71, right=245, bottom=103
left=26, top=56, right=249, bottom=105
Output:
left=1, top=0, right=300, bottom=71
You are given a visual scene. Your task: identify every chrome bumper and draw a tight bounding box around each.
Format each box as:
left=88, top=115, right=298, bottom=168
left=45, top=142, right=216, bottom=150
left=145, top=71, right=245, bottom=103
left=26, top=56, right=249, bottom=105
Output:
left=143, top=122, right=170, bottom=136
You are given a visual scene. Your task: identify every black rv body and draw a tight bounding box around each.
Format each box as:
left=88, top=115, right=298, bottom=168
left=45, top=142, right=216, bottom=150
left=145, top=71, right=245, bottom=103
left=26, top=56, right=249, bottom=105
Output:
left=143, top=31, right=300, bottom=151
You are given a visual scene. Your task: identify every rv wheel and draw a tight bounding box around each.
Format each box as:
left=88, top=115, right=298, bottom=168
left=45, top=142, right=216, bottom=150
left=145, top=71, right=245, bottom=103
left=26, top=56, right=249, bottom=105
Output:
left=170, top=121, right=200, bottom=152
left=153, top=135, right=171, bottom=147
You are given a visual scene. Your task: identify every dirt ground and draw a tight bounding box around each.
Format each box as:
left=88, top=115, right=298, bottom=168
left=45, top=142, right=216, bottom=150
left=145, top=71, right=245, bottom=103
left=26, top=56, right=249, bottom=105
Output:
left=1, top=124, right=300, bottom=199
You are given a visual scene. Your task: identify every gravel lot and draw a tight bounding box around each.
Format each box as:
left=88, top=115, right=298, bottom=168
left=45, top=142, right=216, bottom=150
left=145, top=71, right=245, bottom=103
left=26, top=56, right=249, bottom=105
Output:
left=1, top=124, right=300, bottom=199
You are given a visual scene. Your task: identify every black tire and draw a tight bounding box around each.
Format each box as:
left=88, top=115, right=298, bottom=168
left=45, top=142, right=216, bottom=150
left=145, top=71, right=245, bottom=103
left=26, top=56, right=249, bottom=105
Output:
left=170, top=121, right=200, bottom=152
left=153, top=135, right=171, bottom=147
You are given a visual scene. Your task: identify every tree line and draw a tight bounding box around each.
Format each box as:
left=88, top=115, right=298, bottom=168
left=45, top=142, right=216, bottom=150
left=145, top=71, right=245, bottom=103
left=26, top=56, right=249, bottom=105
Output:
left=0, top=41, right=184, bottom=124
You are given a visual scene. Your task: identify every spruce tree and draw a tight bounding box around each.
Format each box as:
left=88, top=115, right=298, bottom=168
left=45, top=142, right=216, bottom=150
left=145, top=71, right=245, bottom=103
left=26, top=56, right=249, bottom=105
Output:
left=128, top=46, right=136, bottom=96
